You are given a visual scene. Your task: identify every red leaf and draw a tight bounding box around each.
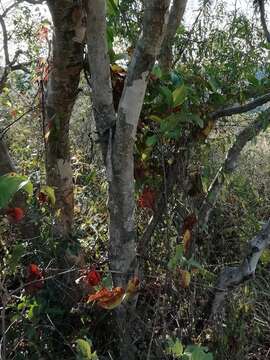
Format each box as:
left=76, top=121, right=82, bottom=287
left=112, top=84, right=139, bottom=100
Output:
left=85, top=270, right=101, bottom=286
left=182, top=213, right=197, bottom=232
left=38, top=191, right=48, bottom=204
left=138, top=188, right=156, bottom=210
left=25, top=263, right=44, bottom=294
left=6, top=207, right=24, bottom=223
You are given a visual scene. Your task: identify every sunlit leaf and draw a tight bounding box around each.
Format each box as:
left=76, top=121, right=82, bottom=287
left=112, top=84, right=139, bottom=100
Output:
left=40, top=185, right=56, bottom=206
left=172, top=84, right=187, bottom=107
left=88, top=287, right=125, bottom=310
left=183, top=229, right=192, bottom=254
left=166, top=337, right=184, bottom=357
left=180, top=270, right=191, bottom=288
left=0, top=173, right=33, bottom=209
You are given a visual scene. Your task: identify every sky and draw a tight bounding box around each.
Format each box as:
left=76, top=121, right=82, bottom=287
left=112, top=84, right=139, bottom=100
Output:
left=0, top=0, right=269, bottom=66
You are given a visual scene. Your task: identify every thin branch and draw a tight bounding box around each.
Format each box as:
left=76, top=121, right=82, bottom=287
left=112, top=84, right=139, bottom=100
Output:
left=2, top=0, right=45, bottom=17
left=209, top=92, right=270, bottom=121
left=0, top=107, right=36, bottom=139
left=199, top=106, right=270, bottom=227
left=0, top=14, right=10, bottom=65
left=173, top=0, right=211, bottom=67
left=256, top=0, right=270, bottom=43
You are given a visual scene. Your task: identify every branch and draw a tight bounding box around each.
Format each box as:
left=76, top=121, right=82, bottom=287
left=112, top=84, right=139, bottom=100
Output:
left=209, top=92, right=270, bottom=121
left=0, top=107, right=36, bottom=139
left=256, top=0, right=270, bottom=43
left=117, top=0, right=170, bottom=136
left=159, top=0, right=188, bottom=72
left=86, top=0, right=116, bottom=159
left=0, top=14, right=10, bottom=66
left=211, top=219, right=270, bottom=317
left=199, top=106, right=270, bottom=227
left=2, top=0, right=45, bottom=16
left=138, top=156, right=184, bottom=253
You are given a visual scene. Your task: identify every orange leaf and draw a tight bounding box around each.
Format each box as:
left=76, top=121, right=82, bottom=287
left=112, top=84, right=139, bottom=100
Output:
left=183, top=229, right=191, bottom=254
left=125, top=277, right=140, bottom=299
left=180, top=270, right=191, bottom=288
left=201, top=120, right=214, bottom=138
left=88, top=287, right=125, bottom=310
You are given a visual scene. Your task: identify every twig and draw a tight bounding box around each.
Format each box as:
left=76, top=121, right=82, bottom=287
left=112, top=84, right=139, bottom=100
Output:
left=0, top=107, right=36, bottom=139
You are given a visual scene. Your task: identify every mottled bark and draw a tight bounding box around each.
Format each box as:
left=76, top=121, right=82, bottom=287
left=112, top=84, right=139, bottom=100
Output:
left=45, top=0, right=84, bottom=238
left=159, top=0, right=188, bottom=73
left=87, top=0, right=170, bottom=286
left=110, top=0, right=170, bottom=287
left=86, top=1, right=170, bottom=358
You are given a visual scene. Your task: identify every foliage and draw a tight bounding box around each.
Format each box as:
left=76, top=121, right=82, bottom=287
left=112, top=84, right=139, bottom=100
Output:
left=0, top=173, right=33, bottom=208
left=1, top=0, right=270, bottom=359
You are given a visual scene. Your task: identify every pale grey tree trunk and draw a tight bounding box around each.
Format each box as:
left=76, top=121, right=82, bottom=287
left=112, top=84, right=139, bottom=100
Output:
left=86, top=1, right=171, bottom=357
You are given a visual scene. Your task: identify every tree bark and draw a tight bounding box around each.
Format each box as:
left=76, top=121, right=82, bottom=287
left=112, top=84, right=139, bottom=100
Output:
left=45, top=0, right=84, bottom=238
left=211, top=219, right=270, bottom=318
left=159, top=0, right=188, bottom=73
left=0, top=140, right=15, bottom=175
left=86, top=1, right=170, bottom=357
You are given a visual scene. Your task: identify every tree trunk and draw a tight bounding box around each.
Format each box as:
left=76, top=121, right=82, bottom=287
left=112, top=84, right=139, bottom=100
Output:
left=0, top=139, right=15, bottom=175
left=45, top=0, right=84, bottom=238
left=159, top=0, right=187, bottom=73
left=86, top=1, right=171, bottom=358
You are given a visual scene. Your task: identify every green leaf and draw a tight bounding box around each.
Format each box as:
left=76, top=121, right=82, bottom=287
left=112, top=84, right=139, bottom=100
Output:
left=152, top=65, right=162, bottom=79
left=159, top=86, right=173, bottom=106
left=76, top=338, right=98, bottom=360
left=172, top=84, right=187, bottom=107
left=188, top=114, right=204, bottom=128
left=0, top=173, right=33, bottom=209
left=261, top=249, right=270, bottom=265
left=187, top=258, right=202, bottom=270
left=40, top=185, right=56, bottom=206
left=166, top=337, right=183, bottom=357
left=184, top=345, right=213, bottom=360
left=160, top=114, right=183, bottom=139
left=207, top=75, right=220, bottom=93
left=146, top=135, right=158, bottom=147
left=148, top=114, right=162, bottom=122
left=7, top=244, right=25, bottom=272
left=168, top=244, right=184, bottom=270
left=170, top=71, right=183, bottom=86
left=107, top=0, right=119, bottom=16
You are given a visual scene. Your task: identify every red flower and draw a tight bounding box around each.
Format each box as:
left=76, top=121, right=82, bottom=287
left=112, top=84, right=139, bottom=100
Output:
left=85, top=270, right=101, bottom=286
left=6, top=207, right=24, bottom=223
left=138, top=188, right=156, bottom=210
left=25, top=263, right=44, bottom=294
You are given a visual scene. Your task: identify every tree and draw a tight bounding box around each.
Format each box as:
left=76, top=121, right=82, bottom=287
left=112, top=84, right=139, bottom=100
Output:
left=2, top=0, right=270, bottom=359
